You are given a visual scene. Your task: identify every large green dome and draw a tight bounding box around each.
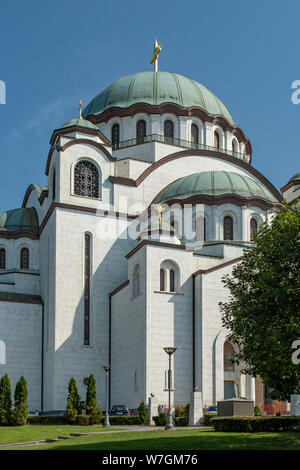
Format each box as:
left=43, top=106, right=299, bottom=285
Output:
left=83, top=71, right=234, bottom=124
left=153, top=171, right=278, bottom=204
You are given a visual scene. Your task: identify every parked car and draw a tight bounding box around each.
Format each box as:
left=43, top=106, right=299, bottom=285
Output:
left=110, top=405, right=130, bottom=416
left=206, top=405, right=217, bottom=415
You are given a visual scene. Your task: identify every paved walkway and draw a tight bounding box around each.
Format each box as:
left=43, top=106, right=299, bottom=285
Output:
left=0, top=425, right=207, bottom=449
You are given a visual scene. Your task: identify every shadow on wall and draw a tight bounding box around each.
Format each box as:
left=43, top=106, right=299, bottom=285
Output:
left=44, top=220, right=137, bottom=412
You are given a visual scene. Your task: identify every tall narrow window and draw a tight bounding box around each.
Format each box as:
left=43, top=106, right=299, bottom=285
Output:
left=0, top=248, right=6, bottom=269
left=170, top=269, right=175, bottom=292
left=191, top=124, right=199, bottom=144
left=214, top=131, right=220, bottom=149
left=52, top=169, right=56, bottom=201
left=133, top=265, right=140, bottom=297
left=232, top=139, right=238, bottom=155
left=160, top=268, right=166, bottom=291
left=84, top=234, right=91, bottom=345
left=223, top=216, right=233, bottom=241
left=111, top=123, right=120, bottom=147
left=250, top=217, right=258, bottom=241
left=136, top=120, right=146, bottom=142
left=164, top=120, right=174, bottom=138
left=74, top=160, right=99, bottom=198
left=20, top=247, right=29, bottom=269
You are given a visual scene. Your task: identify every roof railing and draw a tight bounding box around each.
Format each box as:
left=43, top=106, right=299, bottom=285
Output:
left=112, top=134, right=249, bottom=162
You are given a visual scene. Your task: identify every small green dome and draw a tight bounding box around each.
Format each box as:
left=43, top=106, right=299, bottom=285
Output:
left=0, top=208, right=39, bottom=232
left=83, top=71, right=234, bottom=124
left=153, top=171, right=278, bottom=204
left=288, top=172, right=300, bottom=183
left=59, top=117, right=99, bottom=131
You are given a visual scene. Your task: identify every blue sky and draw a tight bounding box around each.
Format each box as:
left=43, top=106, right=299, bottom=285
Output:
left=0, top=0, right=299, bottom=212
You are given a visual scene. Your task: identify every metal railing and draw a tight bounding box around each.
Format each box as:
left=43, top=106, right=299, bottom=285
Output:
left=112, top=134, right=249, bottom=161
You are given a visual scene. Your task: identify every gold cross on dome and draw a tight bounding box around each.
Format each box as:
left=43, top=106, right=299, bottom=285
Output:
left=157, top=203, right=164, bottom=223
left=150, top=39, right=162, bottom=72
left=79, top=100, right=82, bottom=119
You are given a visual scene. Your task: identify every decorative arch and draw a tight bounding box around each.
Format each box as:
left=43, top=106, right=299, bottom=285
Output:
left=74, top=159, right=101, bottom=199
left=160, top=259, right=180, bottom=292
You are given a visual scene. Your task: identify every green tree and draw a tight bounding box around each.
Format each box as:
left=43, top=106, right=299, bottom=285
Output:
left=11, top=376, right=28, bottom=425
left=0, top=374, right=12, bottom=424
left=86, top=374, right=103, bottom=424
left=220, top=204, right=300, bottom=401
left=139, top=401, right=147, bottom=424
left=66, top=377, right=81, bottom=423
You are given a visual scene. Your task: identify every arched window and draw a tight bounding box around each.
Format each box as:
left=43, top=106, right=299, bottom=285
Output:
left=74, top=160, right=99, bottom=198
left=160, top=261, right=179, bottom=293
left=20, top=247, right=29, bottom=269
left=136, top=120, right=146, bottom=142
left=164, top=120, right=174, bottom=139
left=250, top=217, right=258, bottom=241
left=224, top=341, right=235, bottom=372
left=170, top=269, right=175, bottom=292
left=232, top=139, right=238, bottom=155
left=223, top=216, right=233, bottom=241
left=191, top=124, right=199, bottom=145
left=214, top=131, right=220, bottom=149
left=160, top=268, right=166, bottom=291
left=133, top=265, right=141, bottom=297
left=111, top=123, right=120, bottom=147
left=0, top=248, right=6, bottom=269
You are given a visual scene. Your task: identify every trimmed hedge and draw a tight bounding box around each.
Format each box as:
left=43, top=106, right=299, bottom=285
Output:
left=109, top=416, right=141, bottom=425
left=153, top=413, right=188, bottom=427
left=211, top=416, right=300, bottom=433
left=27, top=415, right=68, bottom=425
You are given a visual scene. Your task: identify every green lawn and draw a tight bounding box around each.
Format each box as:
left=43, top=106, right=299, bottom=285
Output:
left=1, top=428, right=300, bottom=450
left=0, top=424, right=122, bottom=446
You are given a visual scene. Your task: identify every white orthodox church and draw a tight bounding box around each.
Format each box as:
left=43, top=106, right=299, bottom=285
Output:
left=0, top=50, right=299, bottom=421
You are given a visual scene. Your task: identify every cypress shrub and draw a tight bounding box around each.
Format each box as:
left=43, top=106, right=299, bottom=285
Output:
left=66, top=377, right=81, bottom=423
left=139, top=401, right=147, bottom=424
left=0, top=374, right=12, bottom=425
left=86, top=374, right=103, bottom=424
left=11, top=376, right=28, bottom=426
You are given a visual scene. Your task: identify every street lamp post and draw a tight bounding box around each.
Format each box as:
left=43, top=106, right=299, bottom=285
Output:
left=102, top=365, right=111, bottom=427
left=163, top=347, right=177, bottom=430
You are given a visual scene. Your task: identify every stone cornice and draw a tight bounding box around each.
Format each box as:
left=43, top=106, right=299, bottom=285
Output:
left=192, top=256, right=243, bottom=277
left=49, top=125, right=110, bottom=146
left=109, top=149, right=282, bottom=203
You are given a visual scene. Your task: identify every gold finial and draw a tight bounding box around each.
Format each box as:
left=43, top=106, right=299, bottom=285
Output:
left=79, top=100, right=82, bottom=119
left=157, top=203, right=164, bottom=224
left=150, top=39, right=162, bottom=72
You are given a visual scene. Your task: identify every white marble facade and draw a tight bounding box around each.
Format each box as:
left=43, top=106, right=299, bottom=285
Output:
left=0, top=70, right=292, bottom=419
